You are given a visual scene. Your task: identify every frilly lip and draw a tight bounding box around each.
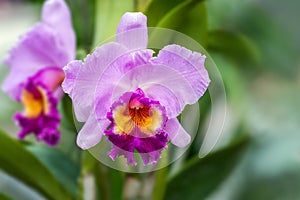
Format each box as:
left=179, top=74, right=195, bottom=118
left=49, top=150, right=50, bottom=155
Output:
left=104, top=89, right=169, bottom=165
left=107, top=131, right=168, bottom=166
left=15, top=79, right=61, bottom=146
left=105, top=88, right=168, bottom=137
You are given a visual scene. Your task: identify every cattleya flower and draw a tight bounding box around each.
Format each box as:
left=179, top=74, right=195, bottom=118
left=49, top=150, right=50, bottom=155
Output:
left=2, top=0, right=75, bottom=146
left=63, top=12, right=210, bottom=165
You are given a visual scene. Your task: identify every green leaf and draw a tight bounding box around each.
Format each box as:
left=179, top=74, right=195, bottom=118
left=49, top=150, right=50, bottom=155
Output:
left=66, top=0, right=96, bottom=51
left=153, top=153, right=169, bottom=200
left=155, top=0, right=207, bottom=46
left=165, top=137, right=249, bottom=200
left=59, top=95, right=76, bottom=132
left=26, top=145, right=80, bottom=198
left=145, top=0, right=185, bottom=26
left=93, top=0, right=134, bottom=47
left=57, top=96, right=81, bottom=163
left=0, top=193, right=13, bottom=200
left=0, top=130, right=74, bottom=200
left=207, top=30, right=261, bottom=65
left=94, top=163, right=124, bottom=200
left=232, top=133, right=300, bottom=200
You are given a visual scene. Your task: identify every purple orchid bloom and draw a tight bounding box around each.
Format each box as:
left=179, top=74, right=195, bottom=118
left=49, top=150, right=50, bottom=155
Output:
left=2, top=0, right=75, bottom=146
left=63, top=12, right=210, bottom=165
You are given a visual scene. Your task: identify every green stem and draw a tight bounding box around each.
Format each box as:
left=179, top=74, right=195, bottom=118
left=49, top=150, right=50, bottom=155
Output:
left=94, top=163, right=110, bottom=200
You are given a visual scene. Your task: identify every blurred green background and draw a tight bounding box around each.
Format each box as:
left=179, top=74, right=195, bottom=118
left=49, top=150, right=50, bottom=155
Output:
left=0, top=0, right=299, bottom=199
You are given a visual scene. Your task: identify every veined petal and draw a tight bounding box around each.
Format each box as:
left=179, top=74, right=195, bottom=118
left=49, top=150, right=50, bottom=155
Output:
left=143, top=84, right=182, bottom=119
left=116, top=12, right=148, bottom=50
left=106, top=131, right=168, bottom=166
left=151, top=44, right=210, bottom=101
left=94, top=49, right=154, bottom=119
left=62, top=60, right=88, bottom=121
left=2, top=23, right=70, bottom=100
left=63, top=42, right=129, bottom=122
left=109, top=146, right=137, bottom=166
left=164, top=118, right=191, bottom=148
left=62, top=60, right=82, bottom=98
left=42, top=0, right=75, bottom=60
left=77, top=113, right=110, bottom=150
left=114, top=64, right=196, bottom=118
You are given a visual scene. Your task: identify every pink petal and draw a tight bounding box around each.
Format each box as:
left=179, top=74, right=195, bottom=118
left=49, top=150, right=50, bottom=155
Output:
left=76, top=113, right=110, bottom=150
left=64, top=42, right=129, bottom=122
left=143, top=84, right=182, bottom=118
left=116, top=12, right=148, bottom=50
left=114, top=64, right=196, bottom=118
left=2, top=24, right=70, bottom=100
left=109, top=146, right=137, bottom=166
left=164, top=118, right=191, bottom=148
left=62, top=60, right=82, bottom=97
left=151, top=44, right=210, bottom=100
left=42, top=0, right=75, bottom=60
left=62, top=60, right=91, bottom=122
left=31, top=67, right=65, bottom=91
left=94, top=49, right=154, bottom=119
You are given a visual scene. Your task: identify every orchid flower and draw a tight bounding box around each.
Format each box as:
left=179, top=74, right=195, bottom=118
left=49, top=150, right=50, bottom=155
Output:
left=63, top=12, right=210, bottom=165
left=2, top=0, right=75, bottom=146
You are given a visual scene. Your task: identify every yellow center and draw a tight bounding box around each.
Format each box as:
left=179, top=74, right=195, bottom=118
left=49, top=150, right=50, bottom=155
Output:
left=112, top=103, right=163, bottom=137
left=21, top=87, right=50, bottom=118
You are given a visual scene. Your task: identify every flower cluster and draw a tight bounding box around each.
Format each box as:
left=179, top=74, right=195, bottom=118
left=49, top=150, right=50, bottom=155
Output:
left=2, top=0, right=75, bottom=145
left=63, top=12, right=210, bottom=165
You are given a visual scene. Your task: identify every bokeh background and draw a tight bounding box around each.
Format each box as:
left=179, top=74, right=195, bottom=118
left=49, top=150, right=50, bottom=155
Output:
left=0, top=0, right=299, bottom=199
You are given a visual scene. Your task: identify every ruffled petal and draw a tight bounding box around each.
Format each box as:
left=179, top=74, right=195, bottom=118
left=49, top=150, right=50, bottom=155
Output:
left=63, top=42, right=129, bottom=122
left=106, top=131, right=168, bottom=166
left=94, top=49, right=154, bottom=119
left=76, top=113, right=110, bottom=149
left=114, top=64, right=196, bottom=118
left=104, top=89, right=169, bottom=165
left=38, top=128, right=60, bottom=146
left=2, top=23, right=70, bottom=100
left=62, top=60, right=82, bottom=98
left=109, top=146, right=137, bottom=166
left=42, top=0, right=75, bottom=60
left=151, top=44, right=210, bottom=101
left=15, top=81, right=61, bottom=146
left=143, top=84, right=182, bottom=118
left=164, top=118, right=191, bottom=148
left=62, top=60, right=88, bottom=121
left=116, top=12, right=148, bottom=50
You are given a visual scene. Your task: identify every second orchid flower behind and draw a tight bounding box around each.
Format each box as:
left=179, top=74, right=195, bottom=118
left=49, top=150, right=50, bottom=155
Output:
left=2, top=0, right=75, bottom=146
left=63, top=12, right=210, bottom=165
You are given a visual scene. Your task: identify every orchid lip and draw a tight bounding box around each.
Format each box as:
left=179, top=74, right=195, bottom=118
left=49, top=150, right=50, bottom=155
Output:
left=103, top=89, right=169, bottom=165
left=15, top=79, right=61, bottom=146
left=105, top=88, right=168, bottom=138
